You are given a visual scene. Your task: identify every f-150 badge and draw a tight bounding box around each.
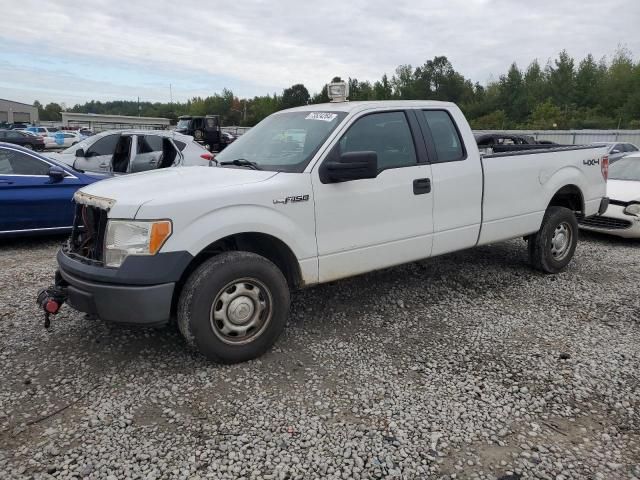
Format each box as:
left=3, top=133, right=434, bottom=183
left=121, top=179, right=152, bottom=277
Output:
left=273, top=195, right=310, bottom=205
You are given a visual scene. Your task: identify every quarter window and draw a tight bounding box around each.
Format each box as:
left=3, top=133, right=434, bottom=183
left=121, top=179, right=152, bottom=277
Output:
left=339, top=111, right=417, bottom=170
left=421, top=110, right=465, bottom=162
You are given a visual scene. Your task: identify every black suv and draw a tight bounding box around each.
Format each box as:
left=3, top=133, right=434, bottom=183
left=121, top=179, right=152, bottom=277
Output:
left=175, top=115, right=232, bottom=152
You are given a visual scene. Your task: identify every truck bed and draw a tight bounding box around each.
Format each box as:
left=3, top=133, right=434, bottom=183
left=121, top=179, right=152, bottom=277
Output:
left=478, top=145, right=608, bottom=245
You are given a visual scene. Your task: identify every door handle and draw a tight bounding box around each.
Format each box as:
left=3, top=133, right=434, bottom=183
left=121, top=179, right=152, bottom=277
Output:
left=413, top=178, right=431, bottom=195
left=99, top=163, right=109, bottom=169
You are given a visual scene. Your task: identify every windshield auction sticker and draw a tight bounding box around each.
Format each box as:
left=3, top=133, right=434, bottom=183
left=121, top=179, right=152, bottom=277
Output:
left=305, top=112, right=338, bottom=122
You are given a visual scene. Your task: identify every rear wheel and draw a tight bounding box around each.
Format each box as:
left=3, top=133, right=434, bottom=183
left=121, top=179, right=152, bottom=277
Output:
left=177, top=251, right=290, bottom=363
left=528, top=206, right=578, bottom=273
left=23, top=143, right=33, bottom=150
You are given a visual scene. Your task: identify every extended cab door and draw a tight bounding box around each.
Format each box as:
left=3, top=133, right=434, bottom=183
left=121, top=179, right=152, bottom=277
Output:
left=414, top=108, right=483, bottom=256
left=312, top=110, right=434, bottom=283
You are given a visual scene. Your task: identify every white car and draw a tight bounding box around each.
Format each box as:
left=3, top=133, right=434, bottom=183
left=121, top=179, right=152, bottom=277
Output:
left=25, top=126, right=59, bottom=138
left=23, top=130, right=56, bottom=149
left=47, top=130, right=214, bottom=174
left=40, top=95, right=608, bottom=364
left=579, top=154, right=640, bottom=238
left=591, top=141, right=639, bottom=163
left=47, top=131, right=81, bottom=149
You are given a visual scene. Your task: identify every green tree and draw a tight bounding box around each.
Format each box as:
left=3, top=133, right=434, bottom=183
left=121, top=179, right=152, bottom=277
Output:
left=281, top=84, right=310, bottom=109
left=529, top=99, right=564, bottom=129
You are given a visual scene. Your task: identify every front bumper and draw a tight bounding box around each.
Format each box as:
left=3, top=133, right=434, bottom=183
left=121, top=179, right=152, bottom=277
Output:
left=578, top=203, right=640, bottom=239
left=56, top=248, right=193, bottom=326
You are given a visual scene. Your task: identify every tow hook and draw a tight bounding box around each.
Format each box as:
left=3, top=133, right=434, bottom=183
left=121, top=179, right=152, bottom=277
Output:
left=36, top=272, right=68, bottom=329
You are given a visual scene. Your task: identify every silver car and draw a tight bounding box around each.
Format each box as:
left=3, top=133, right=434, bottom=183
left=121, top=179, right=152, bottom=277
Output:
left=47, top=130, right=215, bottom=174
left=592, top=141, right=639, bottom=164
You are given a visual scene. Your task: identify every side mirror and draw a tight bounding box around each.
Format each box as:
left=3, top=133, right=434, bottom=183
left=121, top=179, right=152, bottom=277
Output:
left=75, top=148, right=85, bottom=158
left=48, top=166, right=66, bottom=182
left=321, top=151, right=378, bottom=183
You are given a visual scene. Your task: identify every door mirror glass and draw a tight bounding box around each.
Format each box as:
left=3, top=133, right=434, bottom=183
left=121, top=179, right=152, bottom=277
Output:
left=48, top=166, right=66, bottom=182
left=75, top=148, right=85, bottom=157
left=321, top=151, right=378, bottom=183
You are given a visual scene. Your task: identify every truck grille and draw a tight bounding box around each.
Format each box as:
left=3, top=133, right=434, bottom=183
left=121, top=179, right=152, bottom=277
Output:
left=66, top=203, right=109, bottom=263
left=578, top=216, right=632, bottom=230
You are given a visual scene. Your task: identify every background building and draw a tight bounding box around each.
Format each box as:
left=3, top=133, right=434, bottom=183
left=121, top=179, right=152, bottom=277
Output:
left=61, top=112, right=170, bottom=131
left=0, top=99, right=39, bottom=124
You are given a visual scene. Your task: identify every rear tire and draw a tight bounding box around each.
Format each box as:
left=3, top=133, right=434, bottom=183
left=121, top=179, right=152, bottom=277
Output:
left=23, top=143, right=33, bottom=150
left=177, top=251, right=290, bottom=363
left=528, top=206, right=578, bottom=273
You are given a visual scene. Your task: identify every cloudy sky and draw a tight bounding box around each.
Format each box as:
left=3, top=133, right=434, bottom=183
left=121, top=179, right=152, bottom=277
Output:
left=1, top=0, right=639, bottom=107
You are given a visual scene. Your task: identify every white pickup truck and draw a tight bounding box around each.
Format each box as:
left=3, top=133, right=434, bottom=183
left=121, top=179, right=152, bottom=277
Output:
left=39, top=99, right=609, bottom=363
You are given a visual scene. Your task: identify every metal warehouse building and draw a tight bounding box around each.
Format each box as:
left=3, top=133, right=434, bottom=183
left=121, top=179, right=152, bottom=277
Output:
left=61, top=112, right=170, bottom=131
left=0, top=98, right=39, bottom=124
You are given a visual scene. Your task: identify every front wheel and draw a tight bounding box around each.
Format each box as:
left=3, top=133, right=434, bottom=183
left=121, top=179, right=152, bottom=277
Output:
left=177, top=251, right=290, bottom=363
left=528, top=206, right=579, bottom=273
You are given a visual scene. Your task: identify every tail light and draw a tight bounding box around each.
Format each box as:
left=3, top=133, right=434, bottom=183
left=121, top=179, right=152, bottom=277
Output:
left=200, top=153, right=215, bottom=161
left=601, top=155, right=609, bottom=181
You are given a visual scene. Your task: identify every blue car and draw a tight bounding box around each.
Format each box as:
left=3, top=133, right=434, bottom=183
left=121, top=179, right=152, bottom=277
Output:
left=0, top=142, right=107, bottom=236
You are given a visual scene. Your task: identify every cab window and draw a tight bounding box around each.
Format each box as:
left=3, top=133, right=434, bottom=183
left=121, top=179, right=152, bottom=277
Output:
left=87, top=135, right=119, bottom=156
left=338, top=111, right=417, bottom=170
left=421, top=110, right=465, bottom=162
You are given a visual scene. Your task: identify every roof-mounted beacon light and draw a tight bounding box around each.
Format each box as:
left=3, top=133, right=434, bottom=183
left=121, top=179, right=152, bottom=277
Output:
left=328, top=81, right=349, bottom=103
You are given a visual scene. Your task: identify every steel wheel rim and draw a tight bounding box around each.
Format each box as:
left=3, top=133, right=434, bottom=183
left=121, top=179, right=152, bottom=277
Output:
left=209, top=277, right=272, bottom=345
left=550, top=221, right=572, bottom=261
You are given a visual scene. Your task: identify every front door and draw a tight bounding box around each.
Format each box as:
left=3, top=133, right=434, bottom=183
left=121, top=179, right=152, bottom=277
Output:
left=311, top=110, right=434, bottom=283
left=74, top=133, right=120, bottom=173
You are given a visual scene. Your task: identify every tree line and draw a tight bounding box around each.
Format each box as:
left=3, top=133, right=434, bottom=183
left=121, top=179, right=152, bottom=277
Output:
left=34, top=48, right=640, bottom=130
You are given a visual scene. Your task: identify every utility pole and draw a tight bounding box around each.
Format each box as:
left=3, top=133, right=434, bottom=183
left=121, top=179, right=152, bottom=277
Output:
left=137, top=96, right=141, bottom=117
left=169, top=84, right=173, bottom=105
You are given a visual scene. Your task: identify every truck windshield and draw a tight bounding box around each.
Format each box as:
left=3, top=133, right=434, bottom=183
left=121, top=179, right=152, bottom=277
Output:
left=215, top=111, right=347, bottom=172
left=176, top=119, right=190, bottom=129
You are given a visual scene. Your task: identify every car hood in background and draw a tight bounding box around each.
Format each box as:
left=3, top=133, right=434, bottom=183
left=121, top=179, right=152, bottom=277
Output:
left=606, top=179, right=640, bottom=203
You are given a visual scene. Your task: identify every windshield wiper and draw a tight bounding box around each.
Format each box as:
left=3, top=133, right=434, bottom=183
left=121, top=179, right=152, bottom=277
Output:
left=219, top=158, right=261, bottom=170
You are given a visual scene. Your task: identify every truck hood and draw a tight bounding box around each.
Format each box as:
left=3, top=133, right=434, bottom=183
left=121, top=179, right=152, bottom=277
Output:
left=77, top=166, right=278, bottom=218
left=606, top=179, right=640, bottom=203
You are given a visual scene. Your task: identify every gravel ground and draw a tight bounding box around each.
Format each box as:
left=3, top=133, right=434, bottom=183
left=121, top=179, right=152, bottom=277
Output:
left=0, top=233, right=638, bottom=480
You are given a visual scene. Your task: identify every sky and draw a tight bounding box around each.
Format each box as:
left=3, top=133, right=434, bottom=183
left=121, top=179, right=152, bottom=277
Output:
left=1, top=0, right=639, bottom=107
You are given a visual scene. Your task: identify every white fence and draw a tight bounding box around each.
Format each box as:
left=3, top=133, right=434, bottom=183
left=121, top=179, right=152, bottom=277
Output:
left=476, top=129, right=640, bottom=145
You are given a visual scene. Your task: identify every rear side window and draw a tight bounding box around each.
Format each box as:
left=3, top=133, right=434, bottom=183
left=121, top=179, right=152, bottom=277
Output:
left=139, top=135, right=163, bottom=153
left=421, top=110, right=465, bottom=162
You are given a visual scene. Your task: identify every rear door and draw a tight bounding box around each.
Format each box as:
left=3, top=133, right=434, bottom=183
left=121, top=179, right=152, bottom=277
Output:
left=414, top=108, right=483, bottom=256
left=312, top=109, right=434, bottom=282
left=0, top=148, right=81, bottom=232
left=130, top=134, right=164, bottom=172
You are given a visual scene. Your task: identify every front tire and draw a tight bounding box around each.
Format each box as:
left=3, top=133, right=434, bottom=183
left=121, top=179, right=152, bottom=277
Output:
left=528, top=206, right=578, bottom=273
left=177, top=251, right=290, bottom=363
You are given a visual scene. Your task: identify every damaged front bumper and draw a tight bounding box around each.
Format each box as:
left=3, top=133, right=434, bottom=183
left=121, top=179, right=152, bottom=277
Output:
left=37, top=248, right=193, bottom=327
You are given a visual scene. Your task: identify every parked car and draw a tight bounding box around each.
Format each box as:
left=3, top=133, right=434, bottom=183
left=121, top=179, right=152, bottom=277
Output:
left=175, top=115, right=230, bottom=151
left=39, top=97, right=608, bottom=363
left=23, top=130, right=56, bottom=149
left=47, top=130, right=214, bottom=174
left=0, top=129, right=45, bottom=150
left=26, top=126, right=59, bottom=138
left=0, top=143, right=106, bottom=236
left=578, top=153, right=640, bottom=238
left=49, top=131, right=81, bottom=149
left=591, top=142, right=639, bottom=163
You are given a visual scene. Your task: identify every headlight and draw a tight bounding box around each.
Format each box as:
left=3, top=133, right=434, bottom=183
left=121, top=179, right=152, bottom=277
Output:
left=623, top=203, right=640, bottom=216
left=104, top=220, right=172, bottom=267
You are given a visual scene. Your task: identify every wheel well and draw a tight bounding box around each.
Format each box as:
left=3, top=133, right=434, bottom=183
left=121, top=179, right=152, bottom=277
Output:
left=548, top=185, right=584, bottom=214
